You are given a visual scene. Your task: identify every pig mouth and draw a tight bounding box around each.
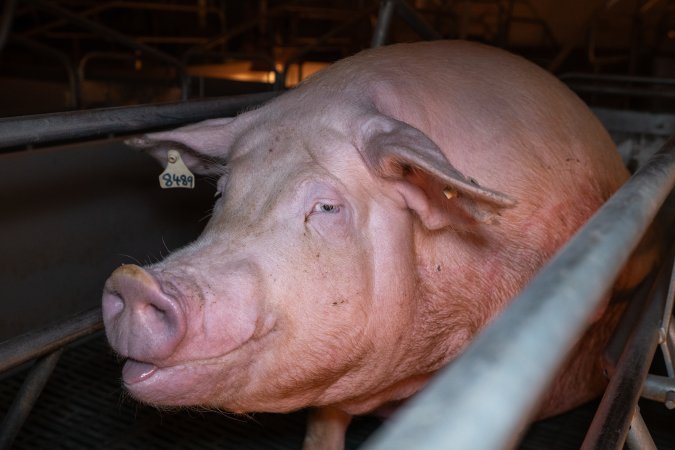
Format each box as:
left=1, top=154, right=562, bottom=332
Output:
left=123, top=359, right=159, bottom=385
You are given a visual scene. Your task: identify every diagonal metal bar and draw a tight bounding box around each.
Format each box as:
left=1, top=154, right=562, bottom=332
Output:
left=363, top=138, right=675, bottom=450
left=581, top=248, right=673, bottom=449
left=0, top=349, right=64, bottom=450
left=0, top=308, right=102, bottom=375
left=625, top=408, right=658, bottom=450
left=23, top=0, right=188, bottom=97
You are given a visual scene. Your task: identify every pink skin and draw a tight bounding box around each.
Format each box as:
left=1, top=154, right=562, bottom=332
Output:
left=103, top=41, right=652, bottom=448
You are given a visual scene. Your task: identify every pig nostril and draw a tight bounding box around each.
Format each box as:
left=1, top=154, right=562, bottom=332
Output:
left=148, top=303, right=167, bottom=317
left=103, top=291, right=125, bottom=317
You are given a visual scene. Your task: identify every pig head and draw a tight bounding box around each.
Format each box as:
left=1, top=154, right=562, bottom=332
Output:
left=103, top=41, right=640, bottom=448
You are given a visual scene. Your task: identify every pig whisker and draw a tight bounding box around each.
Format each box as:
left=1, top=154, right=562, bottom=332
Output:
left=118, top=253, right=142, bottom=265
left=198, top=209, right=214, bottom=224
left=161, top=236, right=170, bottom=256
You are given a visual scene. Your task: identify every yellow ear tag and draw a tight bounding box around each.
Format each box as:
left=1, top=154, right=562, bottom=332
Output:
left=159, top=150, right=195, bottom=189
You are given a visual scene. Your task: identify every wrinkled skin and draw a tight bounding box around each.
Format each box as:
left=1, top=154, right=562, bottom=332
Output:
left=102, top=41, right=655, bottom=449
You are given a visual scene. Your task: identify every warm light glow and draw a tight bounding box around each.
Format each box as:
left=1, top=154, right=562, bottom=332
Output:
left=187, top=61, right=330, bottom=87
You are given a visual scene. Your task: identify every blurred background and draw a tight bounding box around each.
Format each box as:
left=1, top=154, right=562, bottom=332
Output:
left=2, top=0, right=675, bottom=116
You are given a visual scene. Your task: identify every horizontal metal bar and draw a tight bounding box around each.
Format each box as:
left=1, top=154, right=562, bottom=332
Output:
left=641, top=374, right=675, bottom=408
left=362, top=138, right=675, bottom=450
left=569, top=82, right=675, bottom=100
left=581, top=250, right=673, bottom=449
left=592, top=107, right=675, bottom=136
left=560, top=72, right=675, bottom=86
left=25, top=0, right=183, bottom=70
left=0, top=308, right=102, bottom=375
left=0, top=92, right=278, bottom=150
left=0, top=349, right=63, bottom=450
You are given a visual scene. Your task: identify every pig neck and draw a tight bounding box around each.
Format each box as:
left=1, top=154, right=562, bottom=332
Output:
left=410, top=225, right=521, bottom=367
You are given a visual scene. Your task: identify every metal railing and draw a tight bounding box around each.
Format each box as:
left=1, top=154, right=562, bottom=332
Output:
left=363, top=139, right=675, bottom=450
left=0, top=309, right=102, bottom=449
left=0, top=91, right=278, bottom=151
left=0, top=91, right=274, bottom=449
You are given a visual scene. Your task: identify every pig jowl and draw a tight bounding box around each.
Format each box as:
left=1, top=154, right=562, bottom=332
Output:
left=102, top=40, right=652, bottom=441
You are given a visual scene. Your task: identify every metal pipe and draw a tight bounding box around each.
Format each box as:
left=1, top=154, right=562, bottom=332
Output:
left=567, top=83, right=675, bottom=100
left=183, top=6, right=285, bottom=60
left=0, top=308, right=101, bottom=375
left=0, top=91, right=278, bottom=150
left=10, top=35, right=81, bottom=109
left=371, top=0, right=396, bottom=48
left=280, top=8, right=375, bottom=89
left=362, top=139, right=675, bottom=450
left=0, top=349, right=63, bottom=450
left=625, top=408, right=658, bottom=450
left=21, top=1, right=225, bottom=39
left=393, top=0, right=442, bottom=41
left=663, top=319, right=675, bottom=377
left=24, top=0, right=188, bottom=98
left=591, top=108, right=675, bottom=137
left=601, top=268, right=656, bottom=375
left=581, top=251, right=673, bottom=449
left=0, top=0, right=17, bottom=54
left=560, top=72, right=675, bottom=86
left=77, top=51, right=136, bottom=85
left=661, top=255, right=675, bottom=377
left=641, top=374, right=675, bottom=408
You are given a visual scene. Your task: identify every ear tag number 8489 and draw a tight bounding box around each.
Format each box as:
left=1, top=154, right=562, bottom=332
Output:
left=159, top=150, right=195, bottom=189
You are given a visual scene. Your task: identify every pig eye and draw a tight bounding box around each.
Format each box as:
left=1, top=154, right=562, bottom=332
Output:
left=214, top=191, right=223, bottom=200
left=311, top=202, right=340, bottom=214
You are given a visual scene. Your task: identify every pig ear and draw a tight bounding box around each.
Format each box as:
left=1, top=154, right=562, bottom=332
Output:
left=125, top=117, right=239, bottom=176
left=359, top=115, right=516, bottom=229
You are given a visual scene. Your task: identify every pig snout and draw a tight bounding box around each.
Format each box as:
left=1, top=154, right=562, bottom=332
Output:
left=102, top=264, right=186, bottom=373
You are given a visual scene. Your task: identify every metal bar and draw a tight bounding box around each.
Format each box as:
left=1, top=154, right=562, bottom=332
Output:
left=591, top=107, right=675, bottom=136
left=24, top=0, right=188, bottom=98
left=371, top=0, right=396, bottom=48
left=26, top=0, right=182, bottom=69
left=661, top=251, right=675, bottom=376
left=393, top=0, right=442, bottom=41
left=78, top=51, right=135, bottom=84
left=560, top=72, right=675, bottom=86
left=279, top=8, right=375, bottom=89
left=10, top=35, right=81, bottom=109
left=0, top=349, right=63, bottom=450
left=567, top=83, right=675, bottom=100
left=581, top=253, right=674, bottom=449
left=0, top=91, right=278, bottom=150
left=663, top=319, right=675, bottom=377
left=641, top=374, right=675, bottom=407
left=601, top=268, right=656, bottom=375
left=183, top=6, right=285, bottom=59
left=625, top=408, right=658, bottom=450
left=0, top=0, right=17, bottom=54
left=0, top=309, right=101, bottom=375
left=362, top=139, right=675, bottom=450
left=21, top=1, right=225, bottom=39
